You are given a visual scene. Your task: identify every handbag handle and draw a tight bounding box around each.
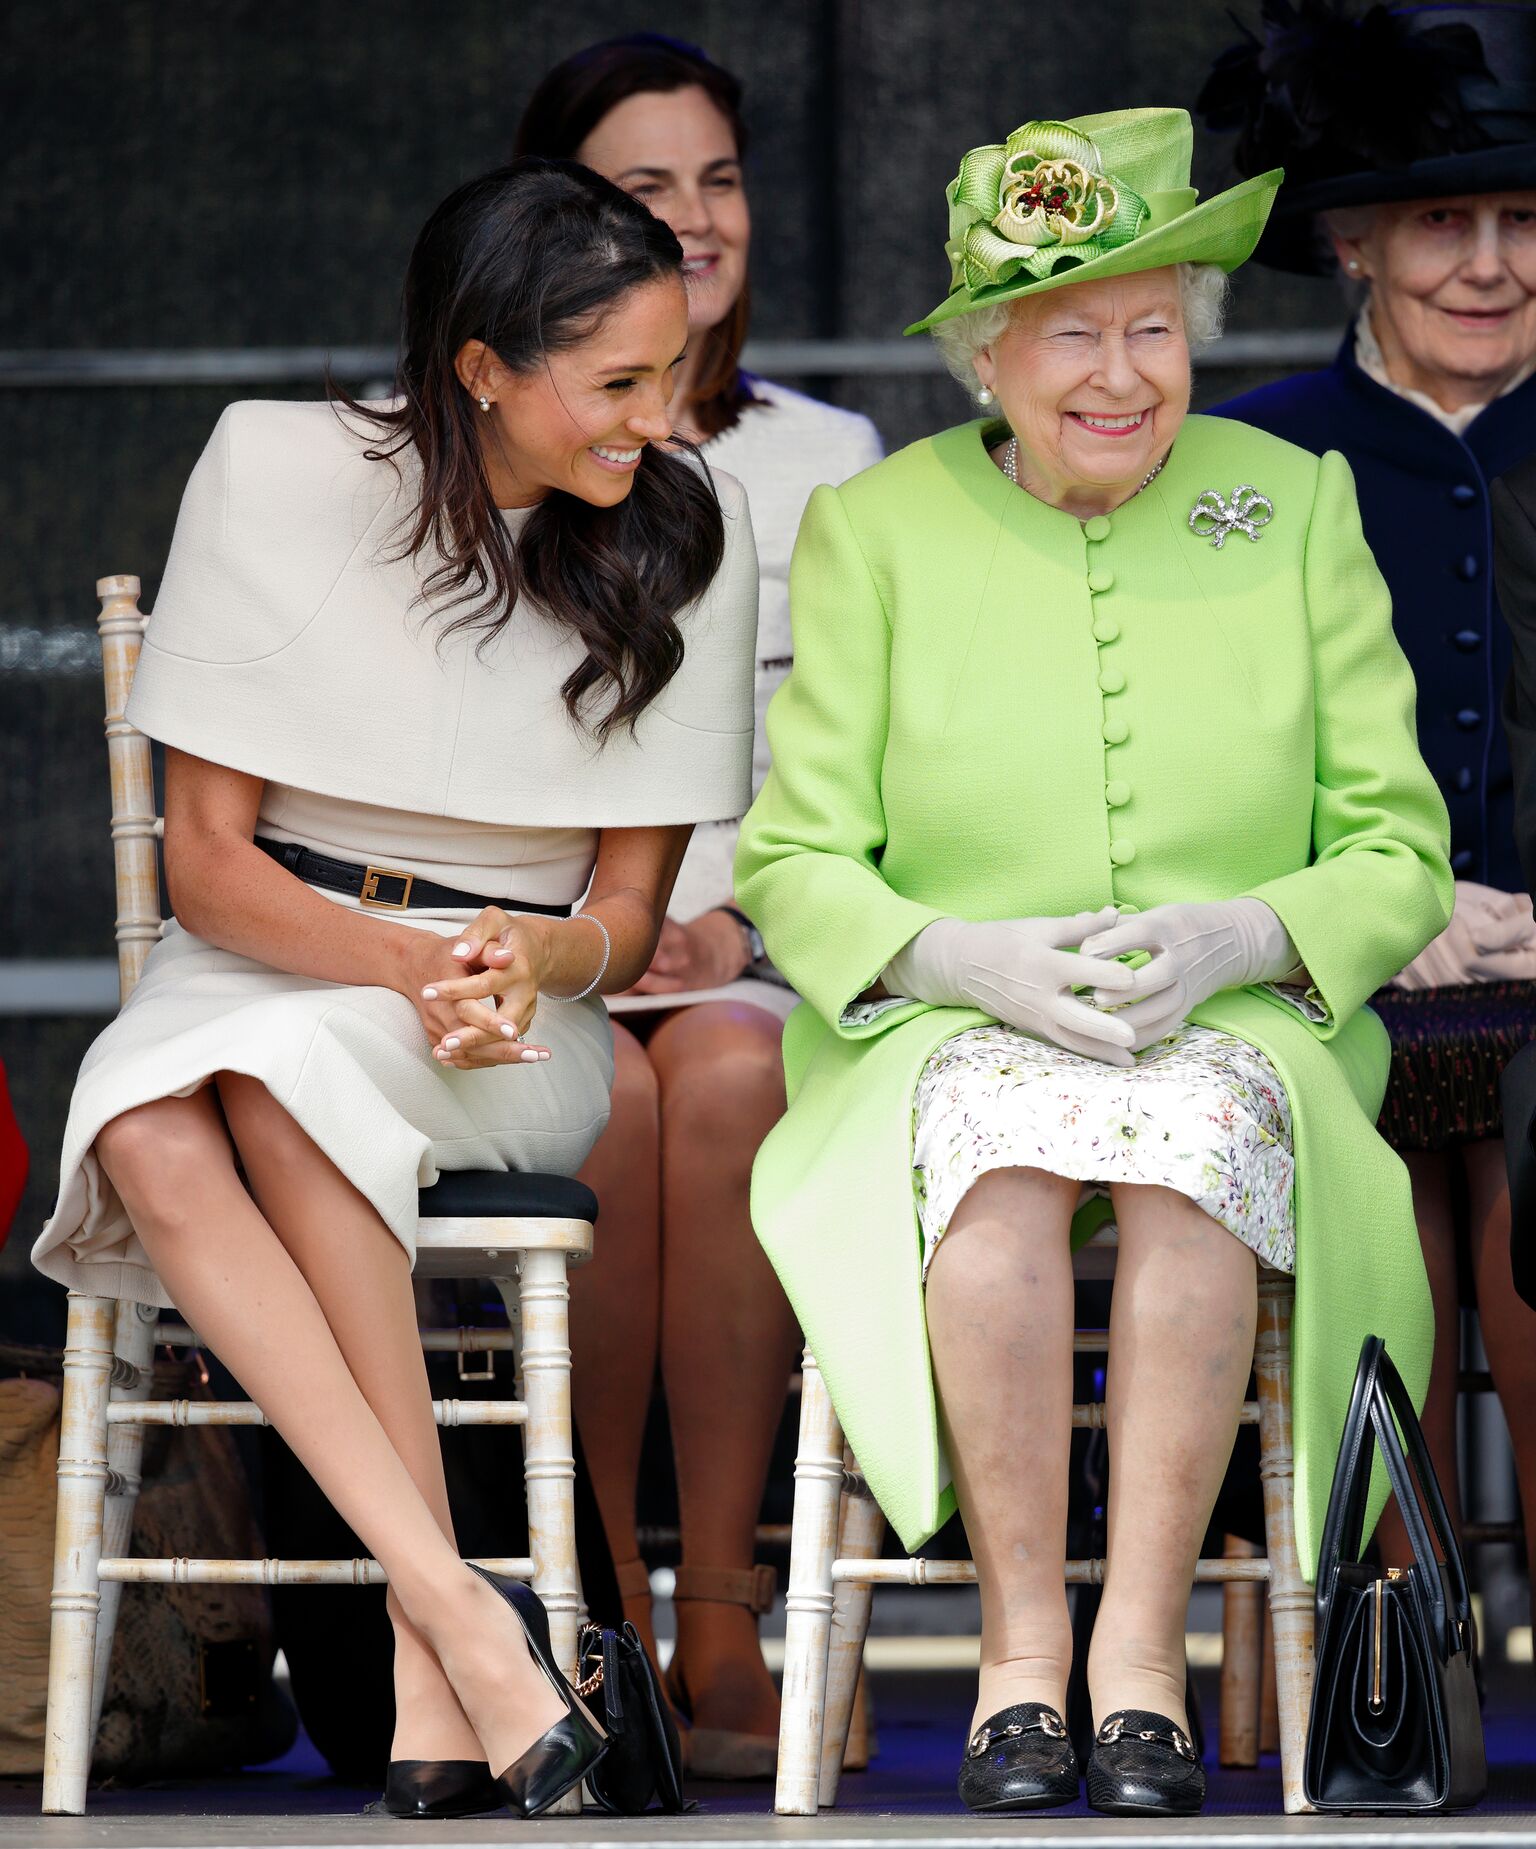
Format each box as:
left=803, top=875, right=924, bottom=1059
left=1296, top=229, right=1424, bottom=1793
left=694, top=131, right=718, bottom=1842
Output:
left=1314, top=1337, right=1471, bottom=1652
left=1368, top=1347, right=1472, bottom=1645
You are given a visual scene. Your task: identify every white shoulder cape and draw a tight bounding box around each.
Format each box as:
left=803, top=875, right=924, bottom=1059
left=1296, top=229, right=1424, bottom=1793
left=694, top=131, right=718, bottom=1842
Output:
left=127, top=400, right=759, bottom=827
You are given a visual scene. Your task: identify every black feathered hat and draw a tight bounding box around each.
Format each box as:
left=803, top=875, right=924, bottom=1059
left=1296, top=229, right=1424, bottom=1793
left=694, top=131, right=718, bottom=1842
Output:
left=1198, top=1, right=1536, bottom=273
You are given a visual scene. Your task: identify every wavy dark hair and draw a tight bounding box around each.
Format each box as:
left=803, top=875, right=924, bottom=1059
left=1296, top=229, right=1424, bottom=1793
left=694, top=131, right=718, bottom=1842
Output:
left=514, top=33, right=760, bottom=442
left=333, top=158, right=724, bottom=739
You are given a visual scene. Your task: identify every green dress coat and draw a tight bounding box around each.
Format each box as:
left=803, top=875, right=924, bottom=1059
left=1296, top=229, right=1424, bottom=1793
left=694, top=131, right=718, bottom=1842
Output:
left=734, top=413, right=1453, bottom=1582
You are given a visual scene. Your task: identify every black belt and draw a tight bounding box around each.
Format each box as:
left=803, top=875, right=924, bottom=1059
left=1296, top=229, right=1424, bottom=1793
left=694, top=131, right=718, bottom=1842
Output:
left=255, top=837, right=571, bottom=917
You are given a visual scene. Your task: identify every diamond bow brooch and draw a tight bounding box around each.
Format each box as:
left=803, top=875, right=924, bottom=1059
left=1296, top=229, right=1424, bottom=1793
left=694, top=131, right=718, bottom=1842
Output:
left=1188, top=485, right=1274, bottom=549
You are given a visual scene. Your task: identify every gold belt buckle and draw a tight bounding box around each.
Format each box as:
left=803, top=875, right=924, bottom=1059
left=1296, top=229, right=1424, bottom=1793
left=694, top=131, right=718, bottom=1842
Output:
left=360, top=865, right=415, bottom=909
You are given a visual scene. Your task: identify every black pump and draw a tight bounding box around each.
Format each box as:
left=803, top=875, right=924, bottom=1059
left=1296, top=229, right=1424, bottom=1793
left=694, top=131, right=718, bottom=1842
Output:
left=374, top=1758, right=504, bottom=1819
left=467, top=1564, right=608, bottom=1818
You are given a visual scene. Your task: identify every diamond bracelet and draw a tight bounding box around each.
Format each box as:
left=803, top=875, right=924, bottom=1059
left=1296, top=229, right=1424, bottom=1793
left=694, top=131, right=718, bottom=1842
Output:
left=548, top=911, right=611, bottom=1002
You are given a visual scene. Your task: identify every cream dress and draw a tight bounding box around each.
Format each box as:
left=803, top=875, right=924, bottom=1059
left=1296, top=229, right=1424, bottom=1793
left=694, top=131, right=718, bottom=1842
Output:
left=33, top=399, right=758, bottom=1309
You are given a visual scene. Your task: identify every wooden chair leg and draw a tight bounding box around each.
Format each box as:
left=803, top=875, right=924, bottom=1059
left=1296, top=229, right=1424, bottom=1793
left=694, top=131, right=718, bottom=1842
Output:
left=1254, top=1272, right=1315, bottom=1815
left=88, top=1303, right=157, bottom=1745
left=1260, top=1605, right=1280, bottom=1756
left=1218, top=1533, right=1263, bottom=1767
left=498, top=1246, right=581, bottom=1815
left=42, top=1295, right=116, bottom=1815
left=847, top=1668, right=877, bottom=1769
left=775, top=1349, right=844, bottom=1816
left=817, top=1452, right=885, bottom=1806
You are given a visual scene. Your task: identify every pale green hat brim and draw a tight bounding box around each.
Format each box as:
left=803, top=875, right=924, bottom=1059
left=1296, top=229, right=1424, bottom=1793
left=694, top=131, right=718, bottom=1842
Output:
left=904, top=167, right=1284, bottom=336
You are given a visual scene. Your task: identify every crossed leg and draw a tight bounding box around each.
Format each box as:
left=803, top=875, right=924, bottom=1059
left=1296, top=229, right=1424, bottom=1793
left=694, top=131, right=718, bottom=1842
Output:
left=215, top=1071, right=478, bottom=1760
left=94, top=1081, right=563, bottom=1775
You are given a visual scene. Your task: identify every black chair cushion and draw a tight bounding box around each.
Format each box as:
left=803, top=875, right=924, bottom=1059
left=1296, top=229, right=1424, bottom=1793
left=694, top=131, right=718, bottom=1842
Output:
left=418, top=1169, right=598, bottom=1224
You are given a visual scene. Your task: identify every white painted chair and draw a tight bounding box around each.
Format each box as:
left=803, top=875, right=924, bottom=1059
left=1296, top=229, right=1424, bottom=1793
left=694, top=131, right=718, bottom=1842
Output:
left=775, top=1232, right=1317, bottom=1816
left=42, top=576, right=596, bottom=1816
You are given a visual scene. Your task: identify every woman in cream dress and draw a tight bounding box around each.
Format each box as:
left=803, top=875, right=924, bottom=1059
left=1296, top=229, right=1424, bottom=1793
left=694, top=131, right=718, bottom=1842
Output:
left=34, top=160, right=757, bottom=1818
left=517, top=34, right=880, bottom=1774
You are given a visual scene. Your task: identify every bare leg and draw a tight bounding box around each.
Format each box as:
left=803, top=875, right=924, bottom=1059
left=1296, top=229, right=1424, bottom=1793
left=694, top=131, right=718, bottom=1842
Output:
left=94, top=1089, right=564, bottom=1777
left=215, top=1072, right=475, bottom=1762
left=1465, top=1137, right=1536, bottom=1635
left=570, top=1023, right=662, bottom=1655
left=1378, top=1150, right=1463, bottom=1570
left=1087, top=1184, right=1257, bottom=1730
left=651, top=1001, right=796, bottom=1738
left=925, top=1166, right=1080, bottom=1732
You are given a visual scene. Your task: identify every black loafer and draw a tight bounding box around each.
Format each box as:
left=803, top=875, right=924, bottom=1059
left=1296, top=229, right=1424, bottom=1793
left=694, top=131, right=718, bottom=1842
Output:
left=957, top=1702, right=1079, bottom=1812
left=368, top=1759, right=504, bottom=1819
left=1086, top=1708, right=1205, bottom=1816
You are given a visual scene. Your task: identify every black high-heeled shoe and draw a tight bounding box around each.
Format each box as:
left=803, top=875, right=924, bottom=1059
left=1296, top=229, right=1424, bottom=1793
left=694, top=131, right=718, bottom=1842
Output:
left=371, top=1759, right=505, bottom=1819
left=467, top=1564, right=608, bottom=1818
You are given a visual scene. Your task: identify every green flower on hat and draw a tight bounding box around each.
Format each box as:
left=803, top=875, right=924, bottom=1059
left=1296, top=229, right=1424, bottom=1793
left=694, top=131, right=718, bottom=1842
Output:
left=947, top=121, right=1149, bottom=292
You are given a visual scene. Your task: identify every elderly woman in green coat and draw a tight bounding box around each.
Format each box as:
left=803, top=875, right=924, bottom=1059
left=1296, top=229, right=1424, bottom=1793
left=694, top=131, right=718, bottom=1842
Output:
left=736, top=108, right=1452, bottom=1818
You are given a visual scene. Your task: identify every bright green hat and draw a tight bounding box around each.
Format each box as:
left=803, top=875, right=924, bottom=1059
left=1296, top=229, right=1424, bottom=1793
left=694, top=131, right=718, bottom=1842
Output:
left=905, top=106, right=1283, bottom=335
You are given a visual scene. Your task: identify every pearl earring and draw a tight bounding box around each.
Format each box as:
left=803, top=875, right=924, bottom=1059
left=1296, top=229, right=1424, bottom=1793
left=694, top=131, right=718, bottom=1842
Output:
left=478, top=395, right=491, bottom=412
left=976, top=385, right=995, bottom=407
left=1345, top=259, right=1362, bottom=276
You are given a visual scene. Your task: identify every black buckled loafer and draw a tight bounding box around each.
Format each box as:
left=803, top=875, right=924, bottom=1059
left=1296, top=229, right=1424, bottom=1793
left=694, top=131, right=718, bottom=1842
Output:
left=957, top=1702, right=1080, bottom=1812
left=1086, top=1708, right=1205, bottom=1816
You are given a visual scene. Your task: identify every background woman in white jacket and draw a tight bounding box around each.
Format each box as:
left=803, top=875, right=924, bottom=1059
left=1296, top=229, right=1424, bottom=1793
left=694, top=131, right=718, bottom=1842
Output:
left=518, top=35, right=882, bottom=1776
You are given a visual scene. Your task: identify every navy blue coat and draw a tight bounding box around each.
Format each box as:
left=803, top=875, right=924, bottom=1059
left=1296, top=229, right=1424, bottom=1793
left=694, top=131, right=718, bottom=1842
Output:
left=1217, top=330, right=1536, bottom=893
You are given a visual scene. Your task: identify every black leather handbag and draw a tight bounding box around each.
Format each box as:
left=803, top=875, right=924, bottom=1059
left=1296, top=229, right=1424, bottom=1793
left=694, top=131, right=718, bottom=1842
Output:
left=576, top=1621, right=689, bottom=1814
left=1303, top=1337, right=1485, bottom=1812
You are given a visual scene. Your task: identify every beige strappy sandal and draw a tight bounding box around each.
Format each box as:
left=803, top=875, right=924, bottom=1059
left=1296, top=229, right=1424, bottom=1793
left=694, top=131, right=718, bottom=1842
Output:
left=613, top=1555, right=655, bottom=1614
left=665, top=1564, right=781, bottom=1781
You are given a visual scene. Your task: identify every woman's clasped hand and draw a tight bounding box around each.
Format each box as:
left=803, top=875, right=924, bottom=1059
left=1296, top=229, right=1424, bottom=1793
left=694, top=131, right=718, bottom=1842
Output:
left=887, top=907, right=1140, bottom=1065
left=1080, top=898, right=1300, bottom=1051
left=889, top=897, right=1299, bottom=1066
left=405, top=909, right=598, bottom=1068
left=1391, top=881, right=1536, bottom=990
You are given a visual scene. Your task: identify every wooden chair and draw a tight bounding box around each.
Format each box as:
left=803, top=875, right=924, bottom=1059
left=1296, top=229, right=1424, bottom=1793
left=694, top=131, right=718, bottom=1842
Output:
left=42, top=576, right=596, bottom=1815
left=774, top=1231, right=1317, bottom=1816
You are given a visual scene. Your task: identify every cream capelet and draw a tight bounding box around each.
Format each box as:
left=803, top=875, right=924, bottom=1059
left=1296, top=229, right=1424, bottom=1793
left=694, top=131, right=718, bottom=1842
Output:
left=127, top=399, right=759, bottom=826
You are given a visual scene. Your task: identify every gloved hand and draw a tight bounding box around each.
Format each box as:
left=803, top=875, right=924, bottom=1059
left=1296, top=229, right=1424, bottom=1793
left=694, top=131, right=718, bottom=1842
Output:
left=1077, top=897, right=1300, bottom=1053
left=1393, top=881, right=1536, bottom=989
left=884, top=906, right=1141, bottom=1066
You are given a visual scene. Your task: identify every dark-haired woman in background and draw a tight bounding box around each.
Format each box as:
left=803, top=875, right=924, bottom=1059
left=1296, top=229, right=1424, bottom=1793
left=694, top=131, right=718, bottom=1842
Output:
left=34, top=159, right=757, bottom=1819
left=517, top=35, right=881, bottom=1778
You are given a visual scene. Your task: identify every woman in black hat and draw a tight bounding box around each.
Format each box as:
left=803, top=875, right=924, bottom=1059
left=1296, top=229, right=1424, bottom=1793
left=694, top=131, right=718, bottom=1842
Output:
left=1203, top=0, right=1536, bottom=1594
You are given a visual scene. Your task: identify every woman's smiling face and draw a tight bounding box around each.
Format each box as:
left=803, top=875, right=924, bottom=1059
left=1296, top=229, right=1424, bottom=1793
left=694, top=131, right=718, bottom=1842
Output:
left=973, top=268, right=1191, bottom=510
left=458, top=274, right=690, bottom=508
left=1332, top=194, right=1536, bottom=408
left=577, top=84, right=750, bottom=339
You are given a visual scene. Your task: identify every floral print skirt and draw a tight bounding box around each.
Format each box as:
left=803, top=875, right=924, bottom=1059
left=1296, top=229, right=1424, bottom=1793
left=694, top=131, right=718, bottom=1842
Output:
left=912, top=1023, right=1296, bottom=1279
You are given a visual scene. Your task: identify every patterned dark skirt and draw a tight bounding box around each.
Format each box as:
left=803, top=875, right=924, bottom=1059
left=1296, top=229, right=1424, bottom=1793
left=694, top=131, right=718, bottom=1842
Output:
left=1370, top=982, right=1536, bottom=1152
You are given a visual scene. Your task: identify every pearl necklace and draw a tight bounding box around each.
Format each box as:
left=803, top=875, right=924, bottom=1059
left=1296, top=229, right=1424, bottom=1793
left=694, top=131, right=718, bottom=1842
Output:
left=1003, top=434, right=1169, bottom=502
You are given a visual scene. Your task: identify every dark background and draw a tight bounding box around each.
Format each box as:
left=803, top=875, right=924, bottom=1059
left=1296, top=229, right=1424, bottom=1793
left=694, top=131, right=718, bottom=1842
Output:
left=0, top=0, right=1349, bottom=1330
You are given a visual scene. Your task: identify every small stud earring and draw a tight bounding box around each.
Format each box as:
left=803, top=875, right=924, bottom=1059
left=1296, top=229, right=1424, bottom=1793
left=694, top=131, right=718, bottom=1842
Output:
left=1345, top=259, right=1362, bottom=276
left=478, top=395, right=491, bottom=412
left=976, top=385, right=995, bottom=407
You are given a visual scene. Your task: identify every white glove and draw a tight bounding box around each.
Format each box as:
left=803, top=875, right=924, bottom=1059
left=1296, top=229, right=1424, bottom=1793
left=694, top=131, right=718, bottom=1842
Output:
left=885, top=906, right=1140, bottom=1066
left=1393, top=881, right=1536, bottom=989
left=1078, top=898, right=1300, bottom=1053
